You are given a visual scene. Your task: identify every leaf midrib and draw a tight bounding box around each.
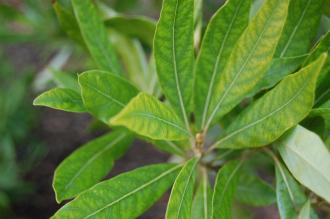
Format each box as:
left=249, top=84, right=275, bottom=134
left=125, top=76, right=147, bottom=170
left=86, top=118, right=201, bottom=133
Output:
left=279, top=0, right=312, bottom=58
left=131, top=112, right=189, bottom=136
left=84, top=165, right=181, bottom=218
left=284, top=142, right=330, bottom=185
left=173, top=160, right=197, bottom=219
left=82, top=82, right=125, bottom=107
left=215, top=73, right=311, bottom=148
left=201, top=0, right=245, bottom=128
left=62, top=133, right=126, bottom=193
left=205, top=3, right=277, bottom=129
left=172, top=0, right=190, bottom=131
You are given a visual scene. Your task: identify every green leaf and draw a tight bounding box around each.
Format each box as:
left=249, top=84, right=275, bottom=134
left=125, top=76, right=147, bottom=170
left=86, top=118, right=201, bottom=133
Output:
left=52, top=163, right=181, bottom=219
left=166, top=158, right=198, bottom=219
left=304, top=31, right=330, bottom=85
left=109, top=30, right=149, bottom=91
left=275, top=0, right=324, bottom=58
left=33, top=88, right=85, bottom=113
left=275, top=162, right=307, bottom=219
left=191, top=169, right=212, bottom=219
left=213, top=54, right=326, bottom=149
left=78, top=70, right=138, bottom=123
left=298, top=200, right=311, bottom=219
left=278, top=125, right=330, bottom=203
left=53, top=0, right=85, bottom=47
left=53, top=131, right=133, bottom=202
left=154, top=0, right=194, bottom=130
left=212, top=160, right=242, bottom=219
left=204, top=0, right=289, bottom=130
left=105, top=15, right=156, bottom=47
left=236, top=172, right=276, bottom=207
left=310, top=99, right=330, bottom=119
left=51, top=69, right=80, bottom=92
left=111, top=92, right=190, bottom=141
left=250, top=55, right=307, bottom=96
left=194, top=0, right=251, bottom=130
left=71, top=0, right=121, bottom=73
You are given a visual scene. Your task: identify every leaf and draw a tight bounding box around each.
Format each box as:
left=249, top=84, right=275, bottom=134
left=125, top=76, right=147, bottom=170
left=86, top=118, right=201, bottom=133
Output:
left=111, top=92, right=190, bottom=141
left=109, top=30, right=149, bottom=91
left=298, top=200, right=311, bottom=219
left=53, top=0, right=85, bottom=47
left=51, top=69, right=80, bottom=92
left=310, top=99, right=330, bottom=119
left=213, top=54, right=327, bottom=149
left=236, top=172, right=276, bottom=207
left=71, top=0, right=121, bottom=73
left=194, top=0, right=251, bottom=130
left=275, top=162, right=307, bottom=219
left=304, top=31, right=330, bottom=85
left=275, top=0, right=324, bottom=58
left=278, top=125, right=330, bottom=203
left=78, top=70, right=138, bottom=123
left=212, top=160, right=242, bottom=219
left=191, top=169, right=212, bottom=219
left=154, top=0, right=194, bottom=129
left=53, top=131, right=133, bottom=202
left=204, top=0, right=290, bottom=130
left=166, top=158, right=198, bottom=219
left=52, top=163, right=181, bottom=219
left=105, top=15, right=156, bottom=47
left=250, top=55, right=307, bottom=96
left=33, top=88, right=85, bottom=113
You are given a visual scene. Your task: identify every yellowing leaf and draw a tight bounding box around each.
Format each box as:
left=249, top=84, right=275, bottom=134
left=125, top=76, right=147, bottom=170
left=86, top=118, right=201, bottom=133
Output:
left=33, top=88, right=85, bottom=113
left=204, top=0, right=289, bottom=130
left=166, top=158, right=198, bottom=219
left=111, top=93, right=190, bottom=141
left=154, top=0, right=194, bottom=130
left=213, top=54, right=326, bottom=149
left=194, top=0, right=251, bottom=130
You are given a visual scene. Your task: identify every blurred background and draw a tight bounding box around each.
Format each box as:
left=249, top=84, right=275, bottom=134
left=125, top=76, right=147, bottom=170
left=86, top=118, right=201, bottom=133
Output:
left=0, top=0, right=328, bottom=218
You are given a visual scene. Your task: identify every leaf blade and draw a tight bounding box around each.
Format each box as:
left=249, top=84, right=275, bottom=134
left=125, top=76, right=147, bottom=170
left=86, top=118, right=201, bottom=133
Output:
left=52, top=163, right=181, bottom=219
left=53, top=131, right=133, bottom=202
left=154, top=0, right=194, bottom=129
left=194, top=0, right=251, bottom=129
left=111, top=92, right=190, bottom=141
left=212, top=160, right=242, bottom=219
left=78, top=70, right=138, bottom=123
left=204, top=0, right=290, bottom=129
left=166, top=158, right=198, bottom=219
left=71, top=0, right=121, bottom=73
left=33, top=88, right=85, bottom=113
left=214, top=54, right=326, bottom=149
left=278, top=125, right=330, bottom=203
